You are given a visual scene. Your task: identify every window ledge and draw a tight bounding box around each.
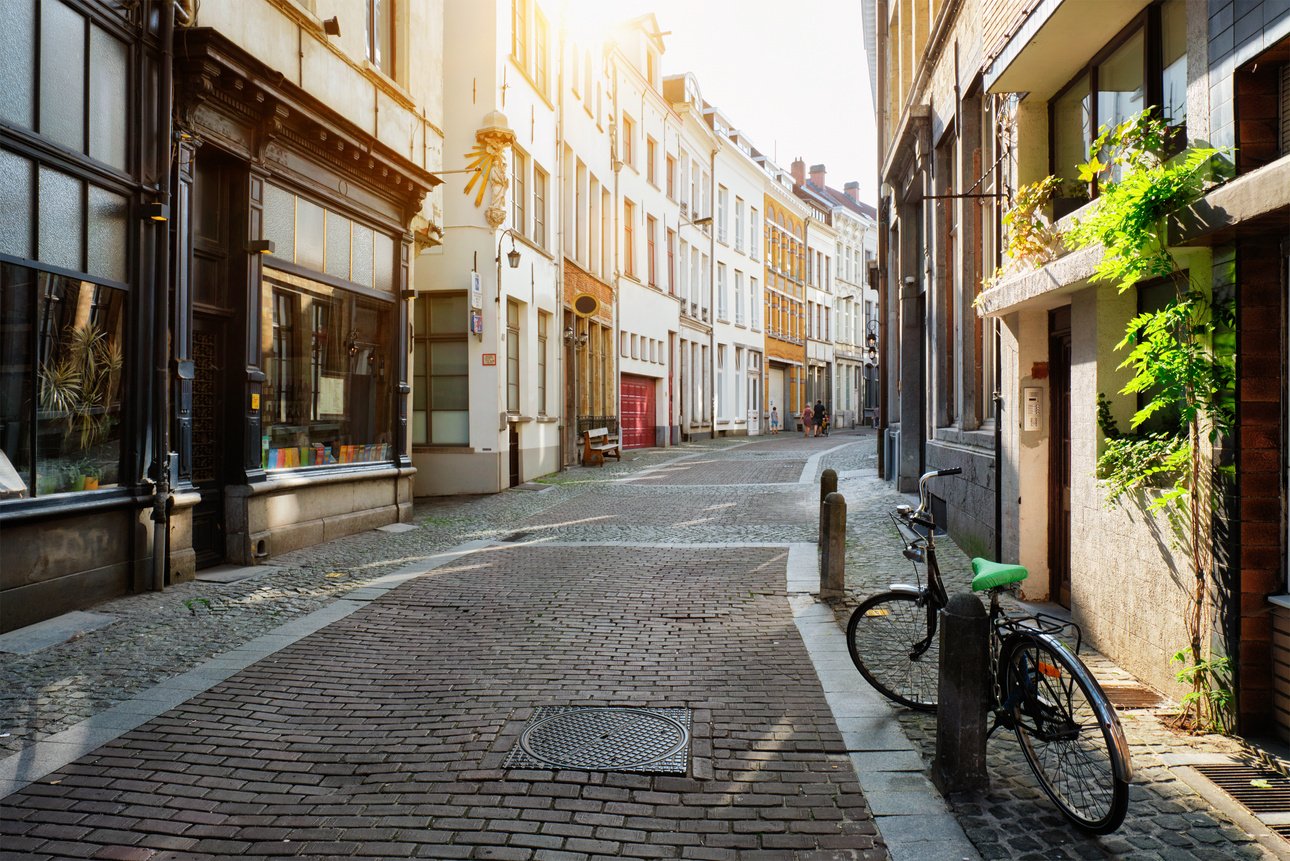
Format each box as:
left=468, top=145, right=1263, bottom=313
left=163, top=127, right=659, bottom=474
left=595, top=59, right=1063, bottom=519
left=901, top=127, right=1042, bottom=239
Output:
left=507, top=414, right=535, bottom=423
left=362, top=60, right=416, bottom=110
left=536, top=415, right=559, bottom=424
left=1269, top=595, right=1290, bottom=611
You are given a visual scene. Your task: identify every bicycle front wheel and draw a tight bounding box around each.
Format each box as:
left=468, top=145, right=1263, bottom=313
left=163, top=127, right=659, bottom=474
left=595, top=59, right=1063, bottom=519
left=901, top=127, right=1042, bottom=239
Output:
left=846, top=591, right=940, bottom=711
left=1001, top=635, right=1130, bottom=833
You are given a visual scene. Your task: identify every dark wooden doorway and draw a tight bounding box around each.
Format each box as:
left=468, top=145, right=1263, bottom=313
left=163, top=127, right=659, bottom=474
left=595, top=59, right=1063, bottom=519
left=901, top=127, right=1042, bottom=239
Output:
left=1048, top=306, right=1072, bottom=608
left=508, top=423, right=520, bottom=488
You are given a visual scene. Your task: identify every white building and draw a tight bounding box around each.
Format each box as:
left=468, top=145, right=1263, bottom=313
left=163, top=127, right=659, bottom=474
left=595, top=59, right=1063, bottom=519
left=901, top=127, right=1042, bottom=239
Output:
left=415, top=0, right=561, bottom=493
left=792, top=163, right=838, bottom=418
left=609, top=15, right=688, bottom=448
left=703, top=108, right=767, bottom=436
left=829, top=185, right=878, bottom=428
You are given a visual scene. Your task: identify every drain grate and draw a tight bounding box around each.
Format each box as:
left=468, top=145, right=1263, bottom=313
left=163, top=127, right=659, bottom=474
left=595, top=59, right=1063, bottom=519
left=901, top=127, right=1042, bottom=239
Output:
left=1100, top=683, right=1165, bottom=710
left=1193, top=763, right=1290, bottom=815
left=505, top=707, right=691, bottom=774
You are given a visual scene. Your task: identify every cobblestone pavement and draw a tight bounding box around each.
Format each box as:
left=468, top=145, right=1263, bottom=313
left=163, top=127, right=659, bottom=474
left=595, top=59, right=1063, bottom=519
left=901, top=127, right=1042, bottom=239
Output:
left=835, top=466, right=1284, bottom=861
left=0, top=428, right=1279, bottom=860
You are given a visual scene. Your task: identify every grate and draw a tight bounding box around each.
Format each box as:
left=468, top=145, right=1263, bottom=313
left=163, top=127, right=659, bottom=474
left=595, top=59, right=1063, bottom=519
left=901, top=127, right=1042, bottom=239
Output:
left=1275, top=825, right=1290, bottom=840
left=1100, top=683, right=1165, bottom=710
left=505, top=707, right=691, bottom=774
left=1193, top=763, right=1290, bottom=815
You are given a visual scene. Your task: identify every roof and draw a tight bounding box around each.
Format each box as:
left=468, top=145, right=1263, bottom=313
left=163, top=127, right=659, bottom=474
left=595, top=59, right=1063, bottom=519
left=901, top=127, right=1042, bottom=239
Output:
left=797, top=178, right=877, bottom=220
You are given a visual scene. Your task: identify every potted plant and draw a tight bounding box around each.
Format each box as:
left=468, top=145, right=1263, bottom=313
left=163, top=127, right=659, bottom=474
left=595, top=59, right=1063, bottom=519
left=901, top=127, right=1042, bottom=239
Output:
left=38, top=321, right=123, bottom=485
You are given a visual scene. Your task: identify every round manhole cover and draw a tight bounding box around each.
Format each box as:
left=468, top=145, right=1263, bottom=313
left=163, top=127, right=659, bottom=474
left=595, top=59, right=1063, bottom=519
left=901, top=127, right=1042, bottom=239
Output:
left=518, top=707, right=689, bottom=771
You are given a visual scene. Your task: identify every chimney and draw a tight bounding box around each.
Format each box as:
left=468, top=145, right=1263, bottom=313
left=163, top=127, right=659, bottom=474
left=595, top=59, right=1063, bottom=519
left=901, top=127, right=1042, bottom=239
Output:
left=844, top=181, right=860, bottom=202
left=809, top=164, right=826, bottom=188
left=791, top=158, right=806, bottom=184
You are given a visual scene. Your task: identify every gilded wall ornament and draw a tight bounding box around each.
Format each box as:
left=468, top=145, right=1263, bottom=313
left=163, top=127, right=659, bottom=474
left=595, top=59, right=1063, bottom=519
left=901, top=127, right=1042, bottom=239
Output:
left=463, top=112, right=516, bottom=230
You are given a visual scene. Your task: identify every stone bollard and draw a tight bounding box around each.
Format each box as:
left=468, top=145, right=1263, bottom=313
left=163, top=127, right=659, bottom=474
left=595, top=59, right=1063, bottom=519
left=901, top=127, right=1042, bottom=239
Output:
left=819, top=492, right=846, bottom=598
left=931, top=592, right=990, bottom=796
left=819, top=469, right=837, bottom=550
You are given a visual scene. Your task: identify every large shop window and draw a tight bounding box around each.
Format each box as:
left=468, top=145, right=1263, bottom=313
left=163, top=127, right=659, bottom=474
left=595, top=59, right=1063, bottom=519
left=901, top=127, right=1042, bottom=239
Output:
left=0, top=264, right=125, bottom=499
left=261, top=273, right=394, bottom=469
left=413, top=293, right=468, bottom=446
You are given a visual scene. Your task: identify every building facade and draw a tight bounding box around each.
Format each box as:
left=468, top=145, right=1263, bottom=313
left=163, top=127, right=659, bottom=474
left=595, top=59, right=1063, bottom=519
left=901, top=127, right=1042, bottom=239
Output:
left=760, top=166, right=809, bottom=431
left=1, top=0, right=443, bottom=631
left=870, top=0, right=1290, bottom=737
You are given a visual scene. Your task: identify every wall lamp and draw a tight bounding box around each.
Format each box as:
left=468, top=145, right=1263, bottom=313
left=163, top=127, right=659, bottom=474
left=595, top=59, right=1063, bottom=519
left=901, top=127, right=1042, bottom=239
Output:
left=143, top=202, right=169, bottom=222
left=247, top=239, right=276, bottom=255
left=562, top=326, right=589, bottom=348
left=322, top=17, right=341, bottom=36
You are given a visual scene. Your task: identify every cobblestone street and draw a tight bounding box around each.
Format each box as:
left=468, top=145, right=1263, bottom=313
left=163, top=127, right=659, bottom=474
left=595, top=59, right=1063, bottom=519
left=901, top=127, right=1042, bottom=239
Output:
left=1, top=430, right=1285, bottom=859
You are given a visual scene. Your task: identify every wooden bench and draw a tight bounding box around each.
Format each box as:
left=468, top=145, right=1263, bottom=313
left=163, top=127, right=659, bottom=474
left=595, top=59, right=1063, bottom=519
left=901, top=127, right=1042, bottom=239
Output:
left=582, top=427, right=621, bottom=466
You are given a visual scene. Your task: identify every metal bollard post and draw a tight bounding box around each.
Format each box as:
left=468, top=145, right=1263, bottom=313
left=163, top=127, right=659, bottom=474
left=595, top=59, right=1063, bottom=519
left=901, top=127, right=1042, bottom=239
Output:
left=819, top=491, right=846, bottom=598
left=932, top=592, right=990, bottom=795
left=819, top=468, right=837, bottom=550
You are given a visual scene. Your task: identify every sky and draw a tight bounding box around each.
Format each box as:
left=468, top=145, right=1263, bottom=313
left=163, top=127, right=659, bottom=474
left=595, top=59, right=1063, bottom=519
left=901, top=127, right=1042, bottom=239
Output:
left=563, top=0, right=879, bottom=205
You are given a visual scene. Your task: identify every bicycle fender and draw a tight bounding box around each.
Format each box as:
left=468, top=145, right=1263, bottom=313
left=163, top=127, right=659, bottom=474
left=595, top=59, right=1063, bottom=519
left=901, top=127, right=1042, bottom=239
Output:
left=887, top=584, right=922, bottom=597
left=1003, top=632, right=1134, bottom=782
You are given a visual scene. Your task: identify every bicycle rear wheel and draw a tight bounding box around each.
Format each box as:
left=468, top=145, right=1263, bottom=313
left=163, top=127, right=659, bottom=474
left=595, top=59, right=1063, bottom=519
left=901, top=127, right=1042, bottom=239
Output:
left=846, top=591, right=940, bottom=711
left=1001, top=635, right=1130, bottom=833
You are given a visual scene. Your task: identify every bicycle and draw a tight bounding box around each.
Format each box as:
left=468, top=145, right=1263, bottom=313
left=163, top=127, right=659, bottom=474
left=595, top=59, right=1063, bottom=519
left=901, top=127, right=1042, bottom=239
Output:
left=846, top=467, right=1133, bottom=833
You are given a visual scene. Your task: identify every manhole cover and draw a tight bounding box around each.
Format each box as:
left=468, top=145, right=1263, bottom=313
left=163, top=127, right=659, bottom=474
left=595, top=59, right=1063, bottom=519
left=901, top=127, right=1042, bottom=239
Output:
left=504, top=707, right=691, bottom=774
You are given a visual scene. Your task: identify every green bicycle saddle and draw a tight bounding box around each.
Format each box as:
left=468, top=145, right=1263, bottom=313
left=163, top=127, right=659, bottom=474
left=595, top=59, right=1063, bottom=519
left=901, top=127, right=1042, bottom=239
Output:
left=970, top=557, right=1029, bottom=592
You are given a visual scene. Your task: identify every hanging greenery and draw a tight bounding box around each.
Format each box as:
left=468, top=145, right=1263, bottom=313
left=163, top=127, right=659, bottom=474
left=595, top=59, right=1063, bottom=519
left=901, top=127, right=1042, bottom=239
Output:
left=1063, top=108, right=1234, bottom=732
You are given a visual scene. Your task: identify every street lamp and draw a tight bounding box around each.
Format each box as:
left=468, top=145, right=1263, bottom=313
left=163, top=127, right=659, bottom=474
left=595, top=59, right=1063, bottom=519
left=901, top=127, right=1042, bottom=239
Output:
left=494, top=228, right=522, bottom=306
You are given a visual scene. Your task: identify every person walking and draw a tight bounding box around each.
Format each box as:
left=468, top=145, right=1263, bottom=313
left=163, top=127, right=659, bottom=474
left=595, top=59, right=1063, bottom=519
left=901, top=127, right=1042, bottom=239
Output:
left=812, top=400, right=826, bottom=438
left=769, top=406, right=780, bottom=434
left=801, top=404, right=813, bottom=438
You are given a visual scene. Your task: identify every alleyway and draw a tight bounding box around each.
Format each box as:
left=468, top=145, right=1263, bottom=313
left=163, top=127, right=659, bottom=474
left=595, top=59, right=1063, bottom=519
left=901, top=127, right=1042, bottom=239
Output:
left=0, top=431, right=1282, bottom=860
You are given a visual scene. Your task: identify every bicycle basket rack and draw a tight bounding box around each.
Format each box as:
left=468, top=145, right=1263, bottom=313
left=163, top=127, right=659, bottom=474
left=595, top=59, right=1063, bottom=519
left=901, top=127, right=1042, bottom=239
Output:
left=997, top=611, right=1084, bottom=655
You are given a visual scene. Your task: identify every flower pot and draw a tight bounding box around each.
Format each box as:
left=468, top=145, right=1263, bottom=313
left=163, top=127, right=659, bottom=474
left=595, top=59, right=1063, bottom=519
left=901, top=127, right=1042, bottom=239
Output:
left=83, top=476, right=99, bottom=490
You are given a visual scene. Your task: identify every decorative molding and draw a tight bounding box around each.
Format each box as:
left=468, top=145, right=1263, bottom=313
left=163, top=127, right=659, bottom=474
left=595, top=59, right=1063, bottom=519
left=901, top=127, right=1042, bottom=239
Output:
left=464, top=114, right=516, bottom=230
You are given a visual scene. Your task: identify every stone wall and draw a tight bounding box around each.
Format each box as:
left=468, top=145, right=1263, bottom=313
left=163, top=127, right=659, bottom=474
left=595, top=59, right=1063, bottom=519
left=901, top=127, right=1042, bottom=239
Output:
left=924, top=433, right=997, bottom=561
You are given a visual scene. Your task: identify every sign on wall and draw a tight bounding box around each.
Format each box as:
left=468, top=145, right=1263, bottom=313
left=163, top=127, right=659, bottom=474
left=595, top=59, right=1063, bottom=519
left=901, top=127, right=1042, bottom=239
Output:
left=482, top=353, right=497, bottom=366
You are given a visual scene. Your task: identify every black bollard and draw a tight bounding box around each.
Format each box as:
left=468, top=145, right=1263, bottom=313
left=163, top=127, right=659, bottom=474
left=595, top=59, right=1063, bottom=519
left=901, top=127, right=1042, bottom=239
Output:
left=819, top=492, right=846, bottom=598
left=819, top=469, right=837, bottom=550
left=932, top=592, right=990, bottom=795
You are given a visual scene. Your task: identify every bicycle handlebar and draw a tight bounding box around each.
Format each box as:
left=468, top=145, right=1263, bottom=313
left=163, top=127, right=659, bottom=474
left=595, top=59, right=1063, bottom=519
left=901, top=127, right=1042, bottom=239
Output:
left=912, top=467, right=963, bottom=522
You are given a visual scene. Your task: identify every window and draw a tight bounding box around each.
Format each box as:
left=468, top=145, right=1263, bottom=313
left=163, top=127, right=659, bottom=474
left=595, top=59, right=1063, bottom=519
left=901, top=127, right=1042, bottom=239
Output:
left=414, top=293, right=468, bottom=446
left=666, top=229, right=676, bottom=294
left=533, top=9, right=549, bottom=95
left=750, top=208, right=759, bottom=258
left=506, top=300, right=520, bottom=414
left=511, top=0, right=529, bottom=68
left=622, top=116, right=634, bottom=167
left=717, top=263, right=727, bottom=321
left=265, top=274, right=394, bottom=466
left=735, top=198, right=745, bottom=251
left=365, top=0, right=395, bottom=76
left=666, top=155, right=676, bottom=199
left=734, top=270, right=744, bottom=325
left=717, top=346, right=726, bottom=418
left=532, top=166, right=547, bottom=247
left=623, top=199, right=635, bottom=276
left=751, top=277, right=760, bottom=329
left=717, top=185, right=729, bottom=243
left=537, top=312, right=548, bottom=415
left=647, top=137, right=657, bottom=185
left=512, top=150, right=527, bottom=234
left=646, top=215, right=657, bottom=286
left=0, top=266, right=126, bottom=499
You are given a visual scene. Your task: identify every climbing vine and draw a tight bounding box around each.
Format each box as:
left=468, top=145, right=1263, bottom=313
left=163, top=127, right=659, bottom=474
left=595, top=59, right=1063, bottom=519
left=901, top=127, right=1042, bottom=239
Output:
left=1064, top=109, right=1234, bottom=732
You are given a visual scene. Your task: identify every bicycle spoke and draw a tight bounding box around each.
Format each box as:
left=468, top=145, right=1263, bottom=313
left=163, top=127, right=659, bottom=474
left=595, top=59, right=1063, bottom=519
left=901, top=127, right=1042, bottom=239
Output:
left=847, top=593, right=939, bottom=710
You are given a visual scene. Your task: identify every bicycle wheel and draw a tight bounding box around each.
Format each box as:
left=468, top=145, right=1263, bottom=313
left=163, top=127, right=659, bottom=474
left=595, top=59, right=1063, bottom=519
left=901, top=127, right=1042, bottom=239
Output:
left=1001, top=635, right=1131, bottom=833
left=846, top=591, right=940, bottom=711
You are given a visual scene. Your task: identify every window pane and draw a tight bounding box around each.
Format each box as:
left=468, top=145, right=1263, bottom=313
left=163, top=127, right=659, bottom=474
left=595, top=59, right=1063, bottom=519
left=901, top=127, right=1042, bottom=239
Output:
left=351, top=223, right=374, bottom=287
left=431, top=411, right=468, bottom=445
left=429, top=294, right=466, bottom=334
left=89, top=25, right=127, bottom=170
left=0, top=0, right=35, bottom=130
left=1097, top=30, right=1145, bottom=137
left=0, top=149, right=34, bottom=259
left=38, top=166, right=84, bottom=272
left=262, top=184, right=295, bottom=261
left=263, top=280, right=394, bottom=468
left=325, top=210, right=351, bottom=280
left=374, top=231, right=395, bottom=292
left=34, top=275, right=125, bottom=495
left=1161, top=0, right=1187, bottom=129
left=430, top=375, right=468, bottom=410
left=39, top=0, right=86, bottom=153
left=87, top=185, right=127, bottom=282
left=430, top=339, right=467, bottom=375
left=1052, top=74, right=1091, bottom=192
left=0, top=265, right=35, bottom=498
left=295, top=197, right=325, bottom=272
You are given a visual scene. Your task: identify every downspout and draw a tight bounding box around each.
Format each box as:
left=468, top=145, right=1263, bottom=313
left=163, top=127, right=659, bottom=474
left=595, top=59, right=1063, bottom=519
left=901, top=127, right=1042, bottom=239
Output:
left=875, top=0, right=888, bottom=477
left=555, top=23, right=566, bottom=466
left=709, top=142, right=717, bottom=436
left=151, top=0, right=176, bottom=592
left=993, top=317, right=1003, bottom=560
left=611, top=53, right=621, bottom=441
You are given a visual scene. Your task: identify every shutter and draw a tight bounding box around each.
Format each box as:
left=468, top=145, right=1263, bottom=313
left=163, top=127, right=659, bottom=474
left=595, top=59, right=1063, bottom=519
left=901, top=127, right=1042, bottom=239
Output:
left=1280, top=64, right=1290, bottom=156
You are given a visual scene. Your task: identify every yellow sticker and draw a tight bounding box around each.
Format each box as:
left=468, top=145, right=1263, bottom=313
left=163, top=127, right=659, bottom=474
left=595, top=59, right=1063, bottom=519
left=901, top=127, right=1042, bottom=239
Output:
left=865, top=608, right=891, bottom=617
left=250, top=393, right=260, bottom=410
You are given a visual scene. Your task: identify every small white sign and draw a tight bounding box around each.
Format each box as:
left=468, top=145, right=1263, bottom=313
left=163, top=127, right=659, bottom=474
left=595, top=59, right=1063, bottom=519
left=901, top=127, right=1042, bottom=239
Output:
left=1023, top=386, right=1043, bottom=432
left=470, top=271, right=483, bottom=309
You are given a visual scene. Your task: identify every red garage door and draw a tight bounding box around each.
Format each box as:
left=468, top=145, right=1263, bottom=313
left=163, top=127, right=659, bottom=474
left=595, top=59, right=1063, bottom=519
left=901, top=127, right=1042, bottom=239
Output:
left=620, top=375, right=657, bottom=449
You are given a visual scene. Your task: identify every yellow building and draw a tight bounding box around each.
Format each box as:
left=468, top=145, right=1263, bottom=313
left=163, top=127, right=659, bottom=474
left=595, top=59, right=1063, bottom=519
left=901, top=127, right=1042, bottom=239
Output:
left=762, top=192, right=807, bottom=424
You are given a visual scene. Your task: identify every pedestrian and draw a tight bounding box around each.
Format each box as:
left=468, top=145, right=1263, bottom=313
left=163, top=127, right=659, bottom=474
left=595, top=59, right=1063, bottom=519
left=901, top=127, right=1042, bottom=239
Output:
left=812, top=400, right=826, bottom=437
left=801, top=404, right=813, bottom=438
left=770, top=406, right=780, bottom=434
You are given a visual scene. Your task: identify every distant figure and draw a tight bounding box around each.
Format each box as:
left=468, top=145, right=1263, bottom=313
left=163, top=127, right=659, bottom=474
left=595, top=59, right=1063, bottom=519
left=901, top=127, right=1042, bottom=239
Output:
left=769, top=406, right=780, bottom=434
left=801, top=404, right=813, bottom=438
left=812, top=400, right=826, bottom=437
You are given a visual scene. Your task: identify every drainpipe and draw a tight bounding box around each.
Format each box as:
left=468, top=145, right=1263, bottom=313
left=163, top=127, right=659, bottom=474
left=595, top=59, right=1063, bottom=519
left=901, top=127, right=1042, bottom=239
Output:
left=151, top=0, right=175, bottom=591
left=993, top=317, right=1003, bottom=560
left=555, top=24, right=566, bottom=466
left=709, top=142, right=717, bottom=437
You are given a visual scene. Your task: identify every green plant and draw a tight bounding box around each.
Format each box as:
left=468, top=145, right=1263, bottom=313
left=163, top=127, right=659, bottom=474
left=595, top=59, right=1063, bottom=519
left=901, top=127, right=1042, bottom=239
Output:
left=990, top=176, right=1067, bottom=287
left=1066, top=108, right=1235, bottom=732
left=39, top=321, right=124, bottom=452
left=1171, top=650, right=1233, bottom=733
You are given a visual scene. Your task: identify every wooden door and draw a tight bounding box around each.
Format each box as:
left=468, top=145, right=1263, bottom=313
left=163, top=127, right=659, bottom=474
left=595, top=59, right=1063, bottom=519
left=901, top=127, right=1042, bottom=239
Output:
left=1049, top=307, right=1072, bottom=608
left=621, top=375, right=656, bottom=449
